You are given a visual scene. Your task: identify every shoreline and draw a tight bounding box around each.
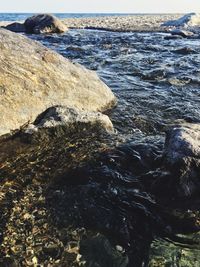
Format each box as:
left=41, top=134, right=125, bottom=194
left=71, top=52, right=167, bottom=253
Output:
left=0, top=14, right=181, bottom=32
left=1, top=13, right=200, bottom=267
left=62, top=14, right=180, bottom=32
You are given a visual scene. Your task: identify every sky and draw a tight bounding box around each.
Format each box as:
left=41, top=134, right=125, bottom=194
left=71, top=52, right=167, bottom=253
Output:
left=0, top=0, right=200, bottom=13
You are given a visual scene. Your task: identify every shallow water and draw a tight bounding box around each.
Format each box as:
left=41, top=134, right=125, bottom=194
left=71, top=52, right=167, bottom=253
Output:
left=0, top=27, right=199, bottom=266
left=24, top=29, right=200, bottom=264
left=28, top=29, right=200, bottom=265
left=30, top=30, right=200, bottom=136
left=150, top=235, right=200, bottom=267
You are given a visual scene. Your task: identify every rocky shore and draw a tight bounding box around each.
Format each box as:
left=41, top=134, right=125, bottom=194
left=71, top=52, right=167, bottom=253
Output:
left=62, top=14, right=181, bottom=32
left=0, top=28, right=116, bottom=136
left=0, top=13, right=200, bottom=267
left=0, top=14, right=181, bottom=32
left=1, top=13, right=200, bottom=33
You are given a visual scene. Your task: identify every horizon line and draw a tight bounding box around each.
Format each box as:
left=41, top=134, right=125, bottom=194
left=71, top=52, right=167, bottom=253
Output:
left=0, top=11, right=188, bottom=14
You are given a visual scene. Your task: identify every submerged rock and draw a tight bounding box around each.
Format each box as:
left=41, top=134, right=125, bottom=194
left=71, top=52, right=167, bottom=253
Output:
left=163, top=123, right=200, bottom=197
left=162, top=13, right=200, bottom=27
left=142, top=69, right=166, bottom=81
left=0, top=28, right=116, bottom=136
left=24, top=14, right=67, bottom=34
left=170, top=29, right=194, bottom=38
left=80, top=234, right=129, bottom=267
left=1, top=116, right=200, bottom=266
left=164, top=34, right=183, bottom=40
left=172, top=47, right=196, bottom=55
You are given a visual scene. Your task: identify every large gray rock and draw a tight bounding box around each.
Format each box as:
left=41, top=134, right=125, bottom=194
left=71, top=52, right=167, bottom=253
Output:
left=24, top=14, right=67, bottom=34
left=163, top=123, right=200, bottom=197
left=0, top=28, right=117, bottom=136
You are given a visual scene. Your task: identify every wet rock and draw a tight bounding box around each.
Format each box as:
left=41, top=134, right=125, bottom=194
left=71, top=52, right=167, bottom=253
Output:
left=0, top=28, right=116, bottom=136
left=142, top=69, right=166, bottom=81
left=172, top=47, right=196, bottom=55
left=3, top=22, right=25, bottom=33
left=164, top=35, right=183, bottom=40
left=24, top=105, right=114, bottom=136
left=168, top=77, right=190, bottom=86
left=24, top=14, right=67, bottom=34
left=170, top=29, right=194, bottom=38
left=164, top=123, right=200, bottom=169
left=163, top=123, right=200, bottom=197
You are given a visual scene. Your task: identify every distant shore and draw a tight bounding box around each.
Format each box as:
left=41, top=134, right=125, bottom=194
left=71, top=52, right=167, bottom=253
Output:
left=0, top=14, right=181, bottom=32
left=62, top=14, right=181, bottom=32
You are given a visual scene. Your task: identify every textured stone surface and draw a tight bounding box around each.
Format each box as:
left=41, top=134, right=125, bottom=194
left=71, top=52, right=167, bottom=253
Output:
left=163, top=123, right=200, bottom=197
left=24, top=105, right=114, bottom=135
left=0, top=28, right=117, bottom=136
left=3, top=22, right=25, bottom=32
left=164, top=123, right=200, bottom=164
left=0, top=14, right=182, bottom=33
left=24, top=14, right=67, bottom=34
left=170, top=29, right=194, bottom=37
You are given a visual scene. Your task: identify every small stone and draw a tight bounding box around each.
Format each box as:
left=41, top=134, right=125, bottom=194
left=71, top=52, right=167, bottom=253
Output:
left=116, top=245, right=123, bottom=252
left=32, top=256, right=38, bottom=265
left=23, top=213, right=32, bottom=220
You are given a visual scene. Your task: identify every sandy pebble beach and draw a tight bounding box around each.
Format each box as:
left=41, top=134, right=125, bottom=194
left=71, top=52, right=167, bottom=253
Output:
left=62, top=14, right=181, bottom=32
left=0, top=14, right=182, bottom=32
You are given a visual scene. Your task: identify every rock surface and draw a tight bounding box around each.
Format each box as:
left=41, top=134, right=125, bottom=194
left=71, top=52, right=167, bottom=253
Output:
left=0, top=14, right=182, bottom=33
left=170, top=29, right=194, bottom=37
left=172, top=47, right=196, bottom=55
left=164, top=123, right=200, bottom=165
left=164, top=35, right=183, bottom=40
left=24, top=105, right=114, bottom=135
left=3, top=22, right=25, bottom=32
left=24, top=14, right=67, bottom=34
left=0, top=28, right=116, bottom=136
left=163, top=123, right=200, bottom=197
left=170, top=29, right=194, bottom=38
left=162, top=13, right=200, bottom=27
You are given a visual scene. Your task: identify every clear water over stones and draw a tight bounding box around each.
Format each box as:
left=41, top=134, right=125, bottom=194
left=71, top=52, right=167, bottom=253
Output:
left=30, top=30, right=200, bottom=137
left=17, top=29, right=200, bottom=266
